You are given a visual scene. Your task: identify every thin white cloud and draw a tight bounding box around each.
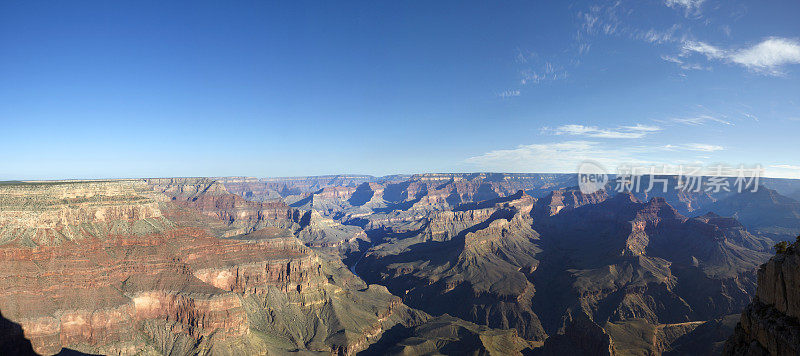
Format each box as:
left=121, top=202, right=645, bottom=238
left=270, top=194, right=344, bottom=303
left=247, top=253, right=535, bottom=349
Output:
left=622, top=123, right=662, bottom=132
left=571, top=1, right=800, bottom=78
left=575, top=2, right=624, bottom=55
left=465, top=139, right=732, bottom=175
left=581, top=11, right=599, bottom=34
left=579, top=3, right=622, bottom=36
left=671, top=115, right=733, bottom=126
left=661, top=55, right=708, bottom=70
left=514, top=47, right=530, bottom=64
left=578, top=42, right=591, bottom=55
left=504, top=55, right=566, bottom=98
left=742, top=112, right=759, bottom=122
left=575, top=2, right=689, bottom=59
left=578, top=2, right=679, bottom=44
left=464, top=140, right=655, bottom=173
left=680, top=37, right=800, bottom=75
left=547, top=124, right=661, bottom=139
left=721, top=25, right=731, bottom=37
left=636, top=24, right=682, bottom=44
left=498, top=90, right=520, bottom=99
left=662, top=143, right=724, bottom=152
left=682, top=41, right=725, bottom=59
left=766, top=165, right=800, bottom=179
left=576, top=4, right=797, bottom=76
left=520, top=61, right=567, bottom=85
left=661, top=55, right=683, bottom=64
left=770, top=164, right=800, bottom=170
left=665, top=0, right=706, bottom=16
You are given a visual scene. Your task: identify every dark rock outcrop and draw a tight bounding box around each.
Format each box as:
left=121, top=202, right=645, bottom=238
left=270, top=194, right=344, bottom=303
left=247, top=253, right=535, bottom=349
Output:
left=723, top=240, right=800, bottom=355
left=355, top=192, right=548, bottom=341
left=532, top=312, right=616, bottom=355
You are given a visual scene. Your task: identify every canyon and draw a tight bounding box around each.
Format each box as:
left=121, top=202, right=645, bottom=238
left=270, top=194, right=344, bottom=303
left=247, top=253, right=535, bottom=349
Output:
left=1, top=173, right=800, bottom=355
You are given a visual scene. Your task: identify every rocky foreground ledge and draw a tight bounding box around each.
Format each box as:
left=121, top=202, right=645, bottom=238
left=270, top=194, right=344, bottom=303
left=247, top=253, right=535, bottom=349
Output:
left=724, top=239, right=800, bottom=355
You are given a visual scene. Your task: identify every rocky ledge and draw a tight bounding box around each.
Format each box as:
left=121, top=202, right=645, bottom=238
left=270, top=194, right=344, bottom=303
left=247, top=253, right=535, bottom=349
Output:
left=723, top=238, right=800, bottom=355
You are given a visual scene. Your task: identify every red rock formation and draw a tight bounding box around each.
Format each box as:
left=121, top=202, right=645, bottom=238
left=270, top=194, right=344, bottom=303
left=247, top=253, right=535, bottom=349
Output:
left=0, top=180, right=419, bottom=355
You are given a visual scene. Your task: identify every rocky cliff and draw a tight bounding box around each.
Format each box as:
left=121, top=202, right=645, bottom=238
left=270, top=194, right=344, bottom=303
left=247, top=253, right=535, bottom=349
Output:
left=0, top=179, right=428, bottom=355
left=355, top=192, right=548, bottom=341
left=0, top=180, right=172, bottom=247
left=723, top=239, right=800, bottom=355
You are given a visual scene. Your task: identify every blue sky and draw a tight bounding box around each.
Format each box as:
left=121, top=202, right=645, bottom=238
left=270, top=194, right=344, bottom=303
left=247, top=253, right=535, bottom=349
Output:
left=1, top=0, right=799, bottom=180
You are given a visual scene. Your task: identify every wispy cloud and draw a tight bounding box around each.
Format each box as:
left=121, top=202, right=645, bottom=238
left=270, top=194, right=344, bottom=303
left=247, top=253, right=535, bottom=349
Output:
left=520, top=61, right=567, bottom=85
left=682, top=41, right=725, bottom=59
left=662, top=143, right=724, bottom=152
left=546, top=123, right=661, bottom=139
left=464, top=140, right=654, bottom=173
left=766, top=165, right=800, bottom=179
left=721, top=25, right=731, bottom=37
left=577, top=42, right=591, bottom=55
left=503, top=50, right=567, bottom=97
left=660, top=55, right=708, bottom=70
left=680, top=37, right=800, bottom=75
left=742, top=112, right=759, bottom=122
left=465, top=137, right=727, bottom=174
left=514, top=47, right=531, bottom=64
left=664, top=0, right=706, bottom=17
left=662, top=55, right=684, bottom=64
left=576, top=1, right=687, bottom=54
left=498, top=89, right=520, bottom=99
left=574, top=2, right=797, bottom=76
left=771, top=164, right=800, bottom=170
left=579, top=3, right=622, bottom=37
left=636, top=24, right=682, bottom=44
left=671, top=115, right=733, bottom=126
left=575, top=2, right=624, bottom=55
left=623, top=123, right=663, bottom=132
